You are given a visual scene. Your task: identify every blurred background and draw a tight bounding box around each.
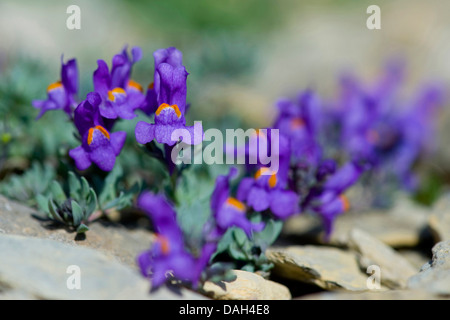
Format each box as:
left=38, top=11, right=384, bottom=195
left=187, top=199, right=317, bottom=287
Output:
left=1, top=0, right=450, bottom=204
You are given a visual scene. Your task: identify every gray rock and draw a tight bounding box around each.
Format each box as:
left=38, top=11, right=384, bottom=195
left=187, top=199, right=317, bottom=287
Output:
left=429, top=194, right=450, bottom=242
left=398, top=249, right=430, bottom=271
left=201, top=270, right=291, bottom=300
left=0, top=195, right=151, bottom=269
left=408, top=240, right=450, bottom=296
left=0, top=233, right=206, bottom=300
left=348, top=228, right=418, bottom=289
left=266, top=246, right=369, bottom=291
left=283, top=196, right=430, bottom=248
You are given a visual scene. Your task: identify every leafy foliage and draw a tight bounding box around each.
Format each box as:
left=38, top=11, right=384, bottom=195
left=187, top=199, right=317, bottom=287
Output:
left=0, top=162, right=55, bottom=206
left=36, top=172, right=98, bottom=234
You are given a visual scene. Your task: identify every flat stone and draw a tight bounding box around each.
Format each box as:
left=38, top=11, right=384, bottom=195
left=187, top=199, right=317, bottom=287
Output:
left=0, top=233, right=206, bottom=300
left=429, top=194, right=450, bottom=242
left=283, top=196, right=430, bottom=248
left=398, top=249, right=430, bottom=271
left=299, top=289, right=447, bottom=300
left=0, top=195, right=152, bottom=269
left=348, top=228, right=418, bottom=289
left=408, top=240, right=450, bottom=296
left=266, top=246, right=368, bottom=291
left=201, top=270, right=291, bottom=300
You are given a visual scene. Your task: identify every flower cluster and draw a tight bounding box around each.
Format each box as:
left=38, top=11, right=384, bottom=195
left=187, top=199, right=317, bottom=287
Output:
left=137, top=168, right=264, bottom=289
left=33, top=46, right=201, bottom=173
left=327, top=60, right=445, bottom=205
left=228, top=89, right=363, bottom=239
left=32, top=50, right=445, bottom=291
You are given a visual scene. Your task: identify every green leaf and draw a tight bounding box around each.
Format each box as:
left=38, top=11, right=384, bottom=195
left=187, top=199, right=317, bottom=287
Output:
left=68, top=171, right=81, bottom=199
left=85, top=188, right=98, bottom=218
left=232, top=228, right=247, bottom=247
left=253, top=219, right=283, bottom=249
left=71, top=200, right=83, bottom=227
left=76, top=224, right=89, bottom=234
left=80, top=177, right=90, bottom=200
left=48, top=199, right=63, bottom=222
left=36, top=194, right=49, bottom=213
left=50, top=181, right=66, bottom=203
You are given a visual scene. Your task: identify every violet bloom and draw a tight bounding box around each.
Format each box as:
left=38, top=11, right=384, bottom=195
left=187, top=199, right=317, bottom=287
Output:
left=273, top=90, right=323, bottom=166
left=69, top=92, right=126, bottom=172
left=33, top=57, right=78, bottom=119
left=93, top=46, right=145, bottom=120
left=337, top=62, right=445, bottom=191
left=137, top=192, right=201, bottom=289
left=141, top=47, right=184, bottom=115
left=307, top=161, right=364, bottom=236
left=209, top=167, right=265, bottom=239
left=236, top=138, right=298, bottom=220
left=135, top=47, right=202, bottom=146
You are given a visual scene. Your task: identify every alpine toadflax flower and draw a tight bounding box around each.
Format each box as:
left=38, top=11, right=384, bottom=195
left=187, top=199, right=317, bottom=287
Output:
left=33, top=57, right=79, bottom=119
left=137, top=192, right=201, bottom=289
left=93, top=46, right=145, bottom=120
left=69, top=92, right=126, bottom=172
left=135, top=47, right=202, bottom=146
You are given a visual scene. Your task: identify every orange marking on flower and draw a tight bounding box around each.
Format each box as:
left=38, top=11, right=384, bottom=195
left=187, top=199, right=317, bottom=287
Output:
left=226, top=197, right=246, bottom=212
left=268, top=174, right=277, bottom=188
left=366, top=129, right=380, bottom=144
left=290, top=117, right=305, bottom=130
left=339, top=195, right=350, bottom=212
left=127, top=79, right=143, bottom=92
left=107, top=87, right=127, bottom=102
left=255, top=167, right=270, bottom=179
left=155, top=234, right=170, bottom=255
left=155, top=103, right=181, bottom=118
left=87, top=125, right=110, bottom=145
left=254, top=167, right=277, bottom=188
left=47, top=81, right=63, bottom=92
left=148, top=82, right=154, bottom=90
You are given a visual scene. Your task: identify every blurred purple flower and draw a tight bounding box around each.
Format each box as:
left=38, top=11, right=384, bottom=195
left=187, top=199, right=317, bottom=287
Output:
left=306, top=161, right=364, bottom=237
left=273, top=90, right=323, bottom=166
left=137, top=192, right=201, bottom=289
left=237, top=167, right=299, bottom=219
left=336, top=60, right=445, bottom=191
left=33, top=57, right=78, bottom=119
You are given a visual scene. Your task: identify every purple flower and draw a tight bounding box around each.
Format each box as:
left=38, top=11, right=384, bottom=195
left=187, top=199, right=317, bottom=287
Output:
left=307, top=161, right=363, bottom=236
left=68, top=92, right=126, bottom=172
left=237, top=166, right=299, bottom=219
left=93, top=46, right=145, bottom=120
left=136, top=192, right=201, bottom=289
left=141, top=47, right=184, bottom=115
left=209, top=167, right=265, bottom=238
left=135, top=103, right=202, bottom=146
left=273, top=90, right=323, bottom=165
left=33, top=57, right=78, bottom=119
left=135, top=47, right=202, bottom=146
left=336, top=62, right=445, bottom=191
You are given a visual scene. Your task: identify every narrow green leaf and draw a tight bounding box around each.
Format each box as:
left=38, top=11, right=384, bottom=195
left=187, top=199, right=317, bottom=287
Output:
left=71, top=200, right=83, bottom=227
left=80, top=177, right=90, bottom=199
left=76, top=224, right=89, bottom=234
left=48, top=199, right=63, bottom=222
left=50, top=181, right=66, bottom=203
left=68, top=171, right=81, bottom=199
left=85, top=188, right=98, bottom=219
left=36, top=194, right=49, bottom=213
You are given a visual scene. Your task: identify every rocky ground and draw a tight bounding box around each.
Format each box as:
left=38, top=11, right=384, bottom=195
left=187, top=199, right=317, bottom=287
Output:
left=1, top=194, right=450, bottom=300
